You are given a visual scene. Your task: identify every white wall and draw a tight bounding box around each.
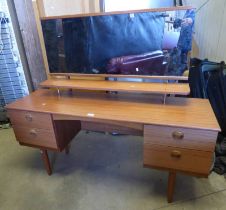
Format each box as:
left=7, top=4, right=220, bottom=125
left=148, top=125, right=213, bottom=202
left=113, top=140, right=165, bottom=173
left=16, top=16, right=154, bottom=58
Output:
left=42, top=0, right=100, bottom=16
left=43, top=0, right=85, bottom=16
left=184, top=0, right=226, bottom=62
left=41, top=0, right=174, bottom=16
left=104, top=0, right=174, bottom=12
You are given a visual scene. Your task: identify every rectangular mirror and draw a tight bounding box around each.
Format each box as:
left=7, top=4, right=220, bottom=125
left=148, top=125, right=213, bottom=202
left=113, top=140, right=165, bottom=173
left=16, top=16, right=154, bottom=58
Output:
left=41, top=7, right=195, bottom=76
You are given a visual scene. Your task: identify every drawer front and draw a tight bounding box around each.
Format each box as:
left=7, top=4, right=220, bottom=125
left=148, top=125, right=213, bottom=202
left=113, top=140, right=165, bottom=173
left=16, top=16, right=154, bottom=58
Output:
left=8, top=110, right=53, bottom=130
left=12, top=126, right=58, bottom=149
left=143, top=144, right=213, bottom=175
left=144, top=125, right=217, bottom=151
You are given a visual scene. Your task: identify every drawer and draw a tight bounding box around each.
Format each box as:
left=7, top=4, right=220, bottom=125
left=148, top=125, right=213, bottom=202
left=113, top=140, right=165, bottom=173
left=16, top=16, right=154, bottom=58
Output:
left=143, top=144, right=213, bottom=175
left=12, top=126, right=58, bottom=149
left=144, top=125, right=217, bottom=152
left=8, top=110, right=53, bottom=130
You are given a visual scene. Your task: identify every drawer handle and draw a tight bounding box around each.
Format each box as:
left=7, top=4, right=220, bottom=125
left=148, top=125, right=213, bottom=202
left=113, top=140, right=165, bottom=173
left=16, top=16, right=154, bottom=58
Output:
left=25, top=114, right=33, bottom=122
left=172, top=131, right=184, bottom=140
left=171, top=150, right=182, bottom=158
left=29, top=129, right=37, bottom=137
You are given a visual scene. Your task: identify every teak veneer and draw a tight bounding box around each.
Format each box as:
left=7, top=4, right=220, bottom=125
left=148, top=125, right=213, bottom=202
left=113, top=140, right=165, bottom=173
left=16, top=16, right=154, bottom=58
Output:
left=6, top=89, right=220, bottom=203
left=40, top=6, right=194, bottom=20
left=49, top=73, right=189, bottom=81
left=21, top=2, right=205, bottom=204
left=7, top=89, right=218, bottom=130
left=40, top=79, right=190, bottom=96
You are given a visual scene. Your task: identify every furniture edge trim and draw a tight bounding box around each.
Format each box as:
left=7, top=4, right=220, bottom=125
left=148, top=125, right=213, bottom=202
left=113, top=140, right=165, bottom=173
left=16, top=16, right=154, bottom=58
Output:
left=39, top=84, right=190, bottom=96
left=40, top=6, right=195, bottom=20
left=49, top=73, right=189, bottom=81
left=6, top=110, right=220, bottom=132
left=143, top=164, right=209, bottom=178
left=19, top=142, right=61, bottom=152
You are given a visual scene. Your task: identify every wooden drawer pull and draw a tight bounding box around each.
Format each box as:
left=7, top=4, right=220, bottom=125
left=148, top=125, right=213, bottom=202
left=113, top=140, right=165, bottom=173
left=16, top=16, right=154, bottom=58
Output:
left=29, top=129, right=37, bottom=137
left=172, top=131, right=184, bottom=140
left=25, top=114, right=33, bottom=122
left=171, top=150, right=182, bottom=158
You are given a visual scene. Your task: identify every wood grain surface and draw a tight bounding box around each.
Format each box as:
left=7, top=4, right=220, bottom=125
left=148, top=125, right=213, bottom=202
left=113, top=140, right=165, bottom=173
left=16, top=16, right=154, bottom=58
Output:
left=40, top=6, right=194, bottom=20
left=14, top=0, right=47, bottom=89
left=12, top=125, right=57, bottom=149
left=143, top=144, right=213, bottom=175
left=40, top=79, right=190, bottom=95
left=8, top=110, right=54, bottom=130
left=6, top=89, right=220, bottom=131
left=49, top=73, right=189, bottom=81
left=144, top=125, right=218, bottom=152
left=53, top=120, right=81, bottom=150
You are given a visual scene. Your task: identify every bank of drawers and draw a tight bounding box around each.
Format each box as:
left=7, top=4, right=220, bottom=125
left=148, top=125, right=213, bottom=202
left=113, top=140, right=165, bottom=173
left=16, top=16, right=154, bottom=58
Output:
left=143, top=125, right=218, bottom=175
left=8, top=110, right=58, bottom=149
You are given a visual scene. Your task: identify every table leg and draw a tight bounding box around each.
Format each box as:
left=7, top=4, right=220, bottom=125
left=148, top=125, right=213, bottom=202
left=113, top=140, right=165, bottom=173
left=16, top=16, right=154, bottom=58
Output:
left=40, top=149, right=52, bottom=175
left=167, top=171, right=176, bottom=203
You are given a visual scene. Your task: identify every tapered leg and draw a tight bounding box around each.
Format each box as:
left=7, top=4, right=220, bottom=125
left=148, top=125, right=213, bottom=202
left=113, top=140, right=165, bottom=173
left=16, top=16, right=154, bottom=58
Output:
left=65, top=144, right=71, bottom=155
left=40, top=149, right=52, bottom=175
left=167, top=171, right=176, bottom=203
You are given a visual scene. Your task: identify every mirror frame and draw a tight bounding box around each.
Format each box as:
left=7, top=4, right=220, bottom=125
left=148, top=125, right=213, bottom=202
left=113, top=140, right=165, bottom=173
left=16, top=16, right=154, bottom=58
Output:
left=35, top=2, right=194, bottom=79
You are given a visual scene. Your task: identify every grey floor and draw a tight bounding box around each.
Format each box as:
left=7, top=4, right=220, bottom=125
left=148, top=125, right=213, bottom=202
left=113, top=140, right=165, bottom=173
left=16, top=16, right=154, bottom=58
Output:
left=0, top=128, right=226, bottom=210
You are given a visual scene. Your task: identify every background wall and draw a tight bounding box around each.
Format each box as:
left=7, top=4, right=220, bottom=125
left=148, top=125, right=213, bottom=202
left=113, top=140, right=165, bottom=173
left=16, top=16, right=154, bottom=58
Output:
left=40, top=0, right=100, bottom=16
left=39, top=0, right=174, bottom=16
left=183, top=0, right=226, bottom=62
left=104, top=0, right=174, bottom=12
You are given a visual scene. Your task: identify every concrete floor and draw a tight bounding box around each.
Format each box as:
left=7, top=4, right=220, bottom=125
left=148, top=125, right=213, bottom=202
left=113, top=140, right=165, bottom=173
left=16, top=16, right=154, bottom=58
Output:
left=0, top=128, right=226, bottom=210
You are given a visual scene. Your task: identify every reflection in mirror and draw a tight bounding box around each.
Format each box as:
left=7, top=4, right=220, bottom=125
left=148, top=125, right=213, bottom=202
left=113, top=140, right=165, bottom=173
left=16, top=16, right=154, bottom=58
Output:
left=42, top=8, right=195, bottom=76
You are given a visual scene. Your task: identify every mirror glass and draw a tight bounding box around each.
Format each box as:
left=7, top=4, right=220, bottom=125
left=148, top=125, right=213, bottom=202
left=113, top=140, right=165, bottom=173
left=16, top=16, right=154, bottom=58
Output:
left=42, top=8, right=195, bottom=76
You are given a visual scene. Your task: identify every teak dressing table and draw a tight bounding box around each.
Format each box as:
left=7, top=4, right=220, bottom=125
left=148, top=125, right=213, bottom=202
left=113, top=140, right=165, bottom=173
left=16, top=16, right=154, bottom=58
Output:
left=7, top=3, right=219, bottom=203
left=6, top=76, right=220, bottom=203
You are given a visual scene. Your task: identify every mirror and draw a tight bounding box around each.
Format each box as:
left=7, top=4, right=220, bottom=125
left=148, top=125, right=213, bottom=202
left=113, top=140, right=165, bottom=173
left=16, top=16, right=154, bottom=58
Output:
left=41, top=8, right=195, bottom=76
